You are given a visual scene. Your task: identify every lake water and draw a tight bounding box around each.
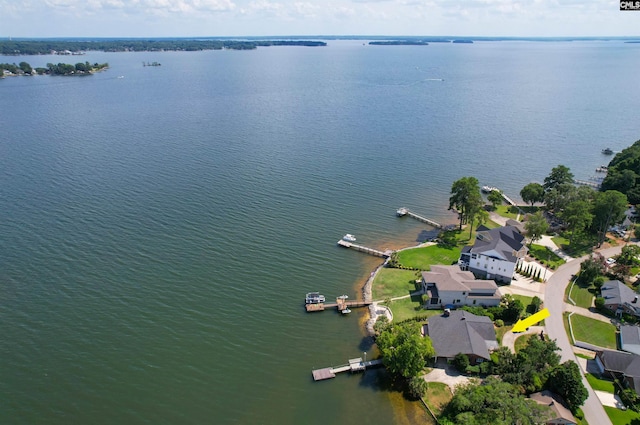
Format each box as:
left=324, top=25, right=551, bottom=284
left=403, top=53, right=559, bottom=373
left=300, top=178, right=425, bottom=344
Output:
left=1, top=40, right=639, bottom=425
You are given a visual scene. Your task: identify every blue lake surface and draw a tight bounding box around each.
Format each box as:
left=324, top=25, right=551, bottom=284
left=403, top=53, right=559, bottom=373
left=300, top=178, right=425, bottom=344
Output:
left=1, top=40, right=639, bottom=424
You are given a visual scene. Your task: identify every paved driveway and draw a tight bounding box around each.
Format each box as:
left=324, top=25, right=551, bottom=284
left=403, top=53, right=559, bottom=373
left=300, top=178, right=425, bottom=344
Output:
left=422, top=360, right=476, bottom=393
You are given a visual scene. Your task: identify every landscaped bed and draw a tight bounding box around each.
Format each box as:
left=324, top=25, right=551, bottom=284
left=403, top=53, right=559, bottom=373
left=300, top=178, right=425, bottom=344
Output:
left=528, top=244, right=565, bottom=269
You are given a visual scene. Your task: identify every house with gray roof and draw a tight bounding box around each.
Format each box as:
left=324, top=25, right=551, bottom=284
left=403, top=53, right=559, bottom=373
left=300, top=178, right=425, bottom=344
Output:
left=458, top=224, right=527, bottom=283
left=421, top=265, right=502, bottom=310
left=621, top=325, right=640, bottom=356
left=529, top=391, right=576, bottom=425
left=600, top=280, right=640, bottom=317
left=423, top=310, right=498, bottom=365
left=595, top=349, right=640, bottom=396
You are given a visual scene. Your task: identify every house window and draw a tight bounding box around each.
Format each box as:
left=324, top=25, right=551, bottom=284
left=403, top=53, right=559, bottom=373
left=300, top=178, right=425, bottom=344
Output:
left=484, top=264, right=487, bottom=269
left=462, top=292, right=466, bottom=295
left=473, top=300, right=476, bottom=305
left=471, top=254, right=477, bottom=259
left=455, top=299, right=460, bottom=303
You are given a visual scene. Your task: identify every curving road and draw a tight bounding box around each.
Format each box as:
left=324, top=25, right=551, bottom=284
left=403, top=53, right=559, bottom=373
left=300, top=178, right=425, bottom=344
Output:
left=544, top=245, right=624, bottom=425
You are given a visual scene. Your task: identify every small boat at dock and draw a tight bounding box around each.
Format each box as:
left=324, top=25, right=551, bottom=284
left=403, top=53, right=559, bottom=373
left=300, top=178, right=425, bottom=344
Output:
left=481, top=185, right=499, bottom=193
left=341, top=309, right=351, bottom=314
left=305, top=292, right=325, bottom=304
left=342, top=234, right=356, bottom=242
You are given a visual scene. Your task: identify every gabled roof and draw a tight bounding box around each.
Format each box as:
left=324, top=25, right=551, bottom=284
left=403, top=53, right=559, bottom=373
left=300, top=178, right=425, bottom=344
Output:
left=601, top=280, right=638, bottom=306
left=425, top=310, right=498, bottom=360
left=422, top=265, right=499, bottom=293
left=467, top=225, right=527, bottom=263
left=598, top=349, right=640, bottom=377
left=621, top=325, right=640, bottom=348
left=530, top=391, right=576, bottom=424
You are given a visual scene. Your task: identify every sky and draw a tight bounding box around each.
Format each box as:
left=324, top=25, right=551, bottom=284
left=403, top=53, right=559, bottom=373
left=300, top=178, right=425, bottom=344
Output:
left=0, top=0, right=638, bottom=38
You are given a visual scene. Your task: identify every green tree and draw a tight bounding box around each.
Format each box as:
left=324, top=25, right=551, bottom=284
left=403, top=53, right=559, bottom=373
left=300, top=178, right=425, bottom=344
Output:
left=524, top=211, right=549, bottom=247
left=547, top=361, right=588, bottom=412
left=452, top=353, right=470, bottom=373
left=407, top=376, right=428, bottom=400
left=591, top=190, right=628, bottom=246
left=527, top=296, right=542, bottom=314
left=18, top=61, right=32, bottom=74
left=560, top=199, right=593, bottom=246
left=543, top=165, right=574, bottom=192
left=579, top=254, right=605, bottom=285
left=449, top=177, right=483, bottom=231
left=487, top=189, right=503, bottom=210
left=500, top=295, right=524, bottom=323
left=443, top=377, right=550, bottom=425
left=617, top=244, right=640, bottom=266
left=520, top=183, right=545, bottom=207
left=468, top=207, right=489, bottom=239
left=377, top=321, right=435, bottom=379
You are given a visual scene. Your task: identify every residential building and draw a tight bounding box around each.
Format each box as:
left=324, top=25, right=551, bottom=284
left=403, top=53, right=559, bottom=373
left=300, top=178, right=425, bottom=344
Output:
left=530, top=391, right=576, bottom=425
left=423, top=310, right=498, bottom=365
left=600, top=280, right=640, bottom=317
left=421, top=265, right=501, bottom=309
left=595, top=349, right=640, bottom=396
left=621, top=325, right=640, bottom=356
left=458, top=224, right=528, bottom=283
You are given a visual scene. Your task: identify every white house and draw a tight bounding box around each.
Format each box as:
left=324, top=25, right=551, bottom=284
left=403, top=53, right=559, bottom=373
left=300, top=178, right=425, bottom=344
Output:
left=421, top=265, right=502, bottom=309
left=458, top=224, right=528, bottom=283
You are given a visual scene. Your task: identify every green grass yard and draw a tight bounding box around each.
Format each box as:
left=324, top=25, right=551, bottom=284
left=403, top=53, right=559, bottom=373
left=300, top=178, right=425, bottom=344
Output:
left=585, top=373, right=615, bottom=393
left=382, top=296, right=443, bottom=323
left=372, top=268, right=420, bottom=300
left=568, top=281, right=595, bottom=309
left=569, top=314, right=617, bottom=349
left=424, top=382, right=453, bottom=416
left=604, top=406, right=640, bottom=424
left=395, top=245, right=461, bottom=270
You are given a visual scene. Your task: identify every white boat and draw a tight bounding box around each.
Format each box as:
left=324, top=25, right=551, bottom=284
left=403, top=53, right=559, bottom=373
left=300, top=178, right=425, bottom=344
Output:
left=341, top=309, right=351, bottom=314
left=338, top=294, right=349, bottom=300
left=481, top=185, right=499, bottom=193
left=305, top=292, right=326, bottom=304
left=396, top=207, right=407, bottom=216
left=342, top=234, right=356, bottom=242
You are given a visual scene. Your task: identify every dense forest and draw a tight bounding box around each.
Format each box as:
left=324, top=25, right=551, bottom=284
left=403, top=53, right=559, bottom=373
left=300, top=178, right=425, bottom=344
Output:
left=1, top=61, right=108, bottom=76
left=0, top=39, right=326, bottom=55
left=601, top=139, right=640, bottom=204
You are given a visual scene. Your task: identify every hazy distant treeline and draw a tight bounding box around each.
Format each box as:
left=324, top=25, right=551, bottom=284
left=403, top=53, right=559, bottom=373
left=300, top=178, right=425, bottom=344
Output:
left=0, top=39, right=327, bottom=55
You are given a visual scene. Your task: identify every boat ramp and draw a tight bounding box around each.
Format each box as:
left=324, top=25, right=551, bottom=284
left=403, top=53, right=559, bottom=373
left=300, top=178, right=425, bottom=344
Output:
left=312, top=358, right=384, bottom=381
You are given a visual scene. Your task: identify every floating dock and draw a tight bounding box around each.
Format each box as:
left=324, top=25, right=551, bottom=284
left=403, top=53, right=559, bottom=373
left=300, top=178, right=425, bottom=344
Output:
left=396, top=207, right=443, bottom=229
left=312, top=358, right=384, bottom=381
left=337, top=239, right=391, bottom=258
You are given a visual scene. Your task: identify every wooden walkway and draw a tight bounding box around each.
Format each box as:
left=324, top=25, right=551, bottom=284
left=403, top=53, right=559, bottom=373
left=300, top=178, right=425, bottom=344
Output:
left=305, top=298, right=372, bottom=312
left=312, top=358, right=384, bottom=381
left=337, top=239, right=391, bottom=258
left=396, top=207, right=443, bottom=229
left=500, top=192, right=518, bottom=207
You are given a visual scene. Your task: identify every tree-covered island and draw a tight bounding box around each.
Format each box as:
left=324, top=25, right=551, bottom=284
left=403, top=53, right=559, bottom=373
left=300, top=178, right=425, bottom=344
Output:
left=1, top=61, right=108, bottom=76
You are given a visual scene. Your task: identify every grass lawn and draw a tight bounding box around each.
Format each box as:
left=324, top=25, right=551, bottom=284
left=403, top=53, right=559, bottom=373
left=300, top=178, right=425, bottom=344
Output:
left=395, top=245, right=461, bottom=270
left=511, top=294, right=534, bottom=308
left=552, top=233, right=598, bottom=257
left=528, top=244, right=565, bottom=269
left=424, top=382, right=453, bottom=416
left=585, top=373, right=615, bottom=393
left=495, top=325, right=513, bottom=345
left=383, top=296, right=443, bottom=323
left=372, top=268, right=420, bottom=300
left=568, top=281, right=595, bottom=309
left=570, top=314, right=617, bottom=349
left=495, top=205, right=521, bottom=220
left=604, top=406, right=640, bottom=424
left=514, top=334, right=537, bottom=352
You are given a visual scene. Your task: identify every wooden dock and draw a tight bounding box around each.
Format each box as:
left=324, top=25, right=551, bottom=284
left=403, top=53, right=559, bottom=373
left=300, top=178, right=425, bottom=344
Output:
left=500, top=192, right=518, bottom=207
left=396, top=207, right=443, bottom=229
left=312, top=358, right=383, bottom=381
left=337, top=239, right=391, bottom=258
left=305, top=297, right=372, bottom=313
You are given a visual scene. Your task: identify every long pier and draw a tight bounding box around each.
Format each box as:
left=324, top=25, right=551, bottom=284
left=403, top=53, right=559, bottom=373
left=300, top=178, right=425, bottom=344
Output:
left=337, top=239, right=391, bottom=258
left=396, top=207, right=443, bottom=229
left=500, top=192, right=518, bottom=207
left=312, top=358, right=384, bottom=381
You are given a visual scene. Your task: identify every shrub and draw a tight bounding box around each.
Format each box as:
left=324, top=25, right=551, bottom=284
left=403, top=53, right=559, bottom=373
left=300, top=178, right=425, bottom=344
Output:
left=495, top=319, right=504, bottom=327
left=594, top=297, right=606, bottom=311
left=452, top=353, right=470, bottom=373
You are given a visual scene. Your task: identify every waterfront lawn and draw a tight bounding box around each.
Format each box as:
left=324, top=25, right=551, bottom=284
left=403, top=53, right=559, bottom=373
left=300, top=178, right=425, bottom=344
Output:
left=585, top=373, right=615, bottom=393
left=528, top=244, right=565, bottom=269
left=495, top=205, right=520, bottom=220
left=604, top=406, right=640, bottom=424
left=395, top=245, right=461, bottom=270
left=570, top=314, right=617, bottom=349
left=373, top=268, right=420, bottom=300
left=383, top=296, right=442, bottom=323
left=424, top=382, right=453, bottom=416
left=569, top=281, right=595, bottom=309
